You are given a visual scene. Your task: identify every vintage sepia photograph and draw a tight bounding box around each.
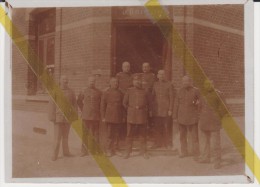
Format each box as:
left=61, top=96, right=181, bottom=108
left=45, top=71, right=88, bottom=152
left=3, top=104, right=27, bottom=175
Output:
left=6, top=2, right=252, bottom=183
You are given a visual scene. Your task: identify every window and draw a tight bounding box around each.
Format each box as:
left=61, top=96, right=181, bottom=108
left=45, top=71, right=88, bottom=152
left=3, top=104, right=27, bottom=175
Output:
left=27, top=8, right=56, bottom=95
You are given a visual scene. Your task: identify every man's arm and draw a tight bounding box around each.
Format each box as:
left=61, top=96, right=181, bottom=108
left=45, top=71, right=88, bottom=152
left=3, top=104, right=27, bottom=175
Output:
left=123, top=89, right=129, bottom=109
left=100, top=91, right=107, bottom=121
left=172, top=90, right=179, bottom=119
left=168, top=83, right=174, bottom=116
left=70, top=90, right=78, bottom=121
left=48, top=94, right=56, bottom=122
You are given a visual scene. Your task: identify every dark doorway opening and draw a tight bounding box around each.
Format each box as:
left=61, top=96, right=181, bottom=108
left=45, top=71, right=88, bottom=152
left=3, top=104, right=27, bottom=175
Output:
left=112, top=22, right=172, bottom=79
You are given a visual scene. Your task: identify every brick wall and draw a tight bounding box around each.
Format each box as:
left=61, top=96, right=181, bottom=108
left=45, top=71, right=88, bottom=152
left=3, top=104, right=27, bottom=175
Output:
left=55, top=8, right=112, bottom=95
left=11, top=6, right=244, bottom=103
left=193, top=5, right=244, bottom=98
left=194, top=5, right=243, bottom=31
left=11, top=8, right=30, bottom=95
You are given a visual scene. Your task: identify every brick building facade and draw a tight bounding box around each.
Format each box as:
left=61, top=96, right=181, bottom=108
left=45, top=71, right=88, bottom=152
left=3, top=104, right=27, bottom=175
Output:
left=11, top=5, right=244, bottom=116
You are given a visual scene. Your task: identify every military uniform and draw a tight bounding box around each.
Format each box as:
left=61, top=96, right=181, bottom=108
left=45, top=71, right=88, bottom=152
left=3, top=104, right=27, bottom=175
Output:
left=48, top=87, right=77, bottom=160
left=116, top=72, right=133, bottom=135
left=81, top=87, right=102, bottom=155
left=140, top=72, right=156, bottom=92
left=173, top=86, right=200, bottom=157
left=101, top=88, right=124, bottom=155
left=140, top=72, right=156, bottom=135
left=151, top=81, right=174, bottom=147
left=123, top=86, right=150, bottom=157
left=116, top=72, right=133, bottom=94
left=199, top=90, right=226, bottom=165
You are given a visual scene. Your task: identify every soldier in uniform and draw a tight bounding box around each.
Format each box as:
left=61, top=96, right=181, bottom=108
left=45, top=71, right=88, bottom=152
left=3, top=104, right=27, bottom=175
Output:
left=197, top=79, right=227, bottom=169
left=116, top=61, right=133, bottom=94
left=173, top=76, right=200, bottom=159
left=140, top=62, right=156, bottom=137
left=48, top=75, right=77, bottom=161
left=80, top=76, right=102, bottom=157
left=123, top=74, right=150, bottom=159
left=151, top=70, right=174, bottom=149
left=116, top=61, right=133, bottom=142
left=101, top=77, right=124, bottom=157
left=140, top=62, right=156, bottom=93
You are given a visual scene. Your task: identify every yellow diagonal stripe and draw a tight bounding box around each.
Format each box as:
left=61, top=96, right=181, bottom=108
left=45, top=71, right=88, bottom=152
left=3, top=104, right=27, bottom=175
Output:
left=145, top=0, right=259, bottom=182
left=0, top=6, right=127, bottom=187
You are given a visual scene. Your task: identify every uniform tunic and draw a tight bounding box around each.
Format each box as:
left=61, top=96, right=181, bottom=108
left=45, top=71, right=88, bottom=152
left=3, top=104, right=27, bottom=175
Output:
left=151, top=81, right=174, bottom=117
left=101, top=88, right=124, bottom=124
left=116, top=72, right=133, bottom=94
left=81, top=87, right=102, bottom=121
left=140, top=72, right=156, bottom=92
left=48, top=86, right=77, bottom=158
left=173, top=86, right=200, bottom=125
left=123, top=87, right=149, bottom=124
left=48, top=87, right=77, bottom=123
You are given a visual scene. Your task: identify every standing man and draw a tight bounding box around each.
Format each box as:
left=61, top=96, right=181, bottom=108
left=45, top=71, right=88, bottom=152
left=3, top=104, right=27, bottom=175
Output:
left=140, top=62, right=156, bottom=93
left=48, top=75, right=77, bottom=161
left=140, top=62, right=156, bottom=136
left=101, top=77, right=124, bottom=157
left=116, top=61, right=133, bottom=141
left=197, top=79, right=226, bottom=169
left=80, top=76, right=102, bottom=157
left=123, top=75, right=150, bottom=159
left=151, top=70, right=174, bottom=149
left=173, top=76, right=200, bottom=159
left=116, top=61, right=133, bottom=94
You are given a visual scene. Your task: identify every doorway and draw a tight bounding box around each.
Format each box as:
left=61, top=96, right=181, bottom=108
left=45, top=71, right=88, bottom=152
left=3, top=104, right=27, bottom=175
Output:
left=112, top=22, right=172, bottom=79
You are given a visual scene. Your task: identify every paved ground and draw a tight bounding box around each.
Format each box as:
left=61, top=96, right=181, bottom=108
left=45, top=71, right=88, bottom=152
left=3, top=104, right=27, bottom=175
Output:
left=11, top=110, right=245, bottom=178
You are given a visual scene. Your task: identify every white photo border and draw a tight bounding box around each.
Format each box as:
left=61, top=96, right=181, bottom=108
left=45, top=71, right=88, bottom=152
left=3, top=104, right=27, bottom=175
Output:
left=1, top=0, right=257, bottom=185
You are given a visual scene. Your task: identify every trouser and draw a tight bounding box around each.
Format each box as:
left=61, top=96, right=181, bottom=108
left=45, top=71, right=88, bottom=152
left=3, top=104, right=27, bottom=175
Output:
left=200, top=130, right=221, bottom=163
left=153, top=117, right=168, bottom=147
left=81, top=120, right=100, bottom=154
left=125, top=124, right=147, bottom=154
left=53, top=122, right=71, bottom=157
left=179, top=123, right=200, bottom=156
left=106, top=123, right=121, bottom=153
left=166, top=117, right=173, bottom=147
left=119, top=111, right=127, bottom=141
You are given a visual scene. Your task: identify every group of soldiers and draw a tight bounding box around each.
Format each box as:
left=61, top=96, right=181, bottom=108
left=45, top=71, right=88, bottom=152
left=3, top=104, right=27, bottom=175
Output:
left=48, top=61, right=226, bottom=169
